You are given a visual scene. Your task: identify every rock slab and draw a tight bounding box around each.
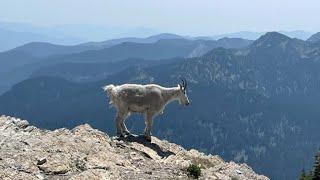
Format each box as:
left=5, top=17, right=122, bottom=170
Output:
left=0, top=115, right=269, bottom=180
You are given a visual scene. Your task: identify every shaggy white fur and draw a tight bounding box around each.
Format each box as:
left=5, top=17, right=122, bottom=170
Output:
left=103, top=81, right=189, bottom=141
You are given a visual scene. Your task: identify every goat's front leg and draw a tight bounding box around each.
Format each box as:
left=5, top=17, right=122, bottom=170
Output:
left=144, top=112, right=154, bottom=142
left=119, top=112, right=131, bottom=136
left=115, top=111, right=127, bottom=137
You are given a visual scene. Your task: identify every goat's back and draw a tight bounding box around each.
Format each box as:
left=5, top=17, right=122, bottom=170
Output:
left=104, top=84, right=164, bottom=109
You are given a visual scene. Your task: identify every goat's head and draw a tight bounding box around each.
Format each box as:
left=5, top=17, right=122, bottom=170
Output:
left=178, top=78, right=190, bottom=106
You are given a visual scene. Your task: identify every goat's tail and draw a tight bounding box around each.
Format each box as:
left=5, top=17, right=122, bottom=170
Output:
left=102, top=84, right=117, bottom=106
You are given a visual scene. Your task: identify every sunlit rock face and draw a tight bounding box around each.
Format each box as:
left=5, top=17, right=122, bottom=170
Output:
left=0, top=115, right=268, bottom=180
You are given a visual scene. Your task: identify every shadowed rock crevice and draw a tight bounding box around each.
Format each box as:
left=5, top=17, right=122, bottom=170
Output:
left=0, top=115, right=269, bottom=180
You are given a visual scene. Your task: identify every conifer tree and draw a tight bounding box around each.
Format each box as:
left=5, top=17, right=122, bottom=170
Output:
left=312, top=151, right=320, bottom=180
left=300, top=168, right=307, bottom=180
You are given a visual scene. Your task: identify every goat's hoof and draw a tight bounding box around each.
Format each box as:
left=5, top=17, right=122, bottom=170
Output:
left=144, top=135, right=152, bottom=142
left=117, top=133, right=125, bottom=138
left=123, top=131, right=131, bottom=136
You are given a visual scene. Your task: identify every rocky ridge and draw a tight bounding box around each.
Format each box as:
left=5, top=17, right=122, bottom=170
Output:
left=0, top=116, right=268, bottom=180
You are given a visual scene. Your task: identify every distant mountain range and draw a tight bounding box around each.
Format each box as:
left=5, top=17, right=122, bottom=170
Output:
left=0, top=28, right=84, bottom=52
left=212, top=30, right=314, bottom=40
left=4, top=33, right=187, bottom=59
left=0, top=21, right=316, bottom=51
left=0, top=35, right=252, bottom=94
left=307, top=32, right=320, bottom=43
left=1, top=31, right=320, bottom=179
left=0, top=22, right=87, bottom=52
left=0, top=22, right=160, bottom=51
left=80, top=33, right=185, bottom=48
left=30, top=58, right=183, bottom=83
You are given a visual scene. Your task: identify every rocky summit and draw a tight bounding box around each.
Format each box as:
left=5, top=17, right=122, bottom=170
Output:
left=0, top=116, right=268, bottom=180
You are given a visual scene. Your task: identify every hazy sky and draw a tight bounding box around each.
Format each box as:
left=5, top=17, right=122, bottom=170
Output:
left=1, top=0, right=319, bottom=35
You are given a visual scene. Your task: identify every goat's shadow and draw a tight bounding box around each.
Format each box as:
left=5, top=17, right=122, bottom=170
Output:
left=117, top=134, right=175, bottom=158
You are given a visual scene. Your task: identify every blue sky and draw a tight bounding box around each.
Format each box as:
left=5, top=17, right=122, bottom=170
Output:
left=1, top=0, right=319, bottom=35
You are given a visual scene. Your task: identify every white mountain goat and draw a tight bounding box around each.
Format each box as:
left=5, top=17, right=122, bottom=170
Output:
left=103, top=79, right=190, bottom=142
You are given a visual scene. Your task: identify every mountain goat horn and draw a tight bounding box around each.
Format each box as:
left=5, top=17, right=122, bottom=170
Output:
left=180, top=78, right=187, bottom=90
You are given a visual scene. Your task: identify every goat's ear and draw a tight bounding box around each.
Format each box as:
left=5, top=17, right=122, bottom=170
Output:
left=178, top=84, right=182, bottom=90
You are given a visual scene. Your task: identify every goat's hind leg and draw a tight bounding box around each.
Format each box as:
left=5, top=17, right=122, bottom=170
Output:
left=143, top=112, right=154, bottom=142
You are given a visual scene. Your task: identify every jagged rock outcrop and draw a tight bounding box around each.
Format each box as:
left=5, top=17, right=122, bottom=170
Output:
left=0, top=116, right=268, bottom=180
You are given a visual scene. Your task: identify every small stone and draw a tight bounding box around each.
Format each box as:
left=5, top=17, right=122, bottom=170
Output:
left=36, top=174, right=45, bottom=180
left=15, top=120, right=29, bottom=129
left=24, top=126, right=35, bottom=132
left=236, top=169, right=243, bottom=174
left=37, top=158, right=47, bottom=165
